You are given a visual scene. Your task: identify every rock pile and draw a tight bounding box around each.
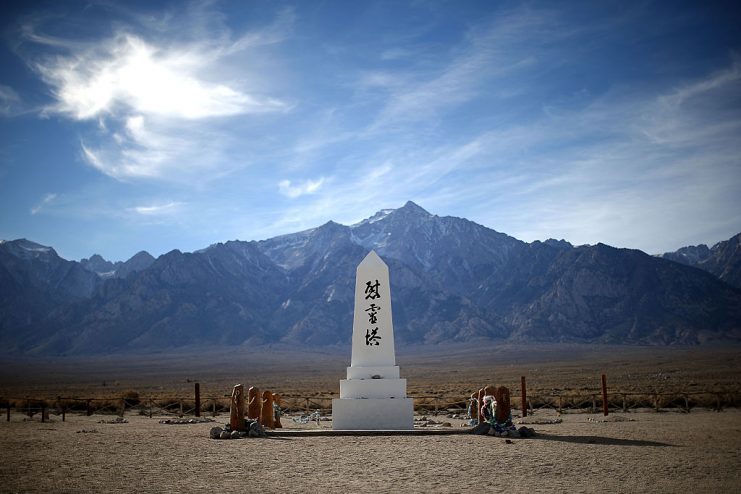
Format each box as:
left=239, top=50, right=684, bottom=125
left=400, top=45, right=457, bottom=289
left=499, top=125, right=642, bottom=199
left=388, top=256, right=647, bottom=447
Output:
left=159, top=418, right=214, bottom=425
left=209, top=420, right=266, bottom=439
left=98, top=417, right=128, bottom=424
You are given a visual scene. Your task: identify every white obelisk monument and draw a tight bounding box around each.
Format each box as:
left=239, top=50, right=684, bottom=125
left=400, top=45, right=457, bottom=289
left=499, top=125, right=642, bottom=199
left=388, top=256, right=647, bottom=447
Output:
left=332, top=250, right=414, bottom=430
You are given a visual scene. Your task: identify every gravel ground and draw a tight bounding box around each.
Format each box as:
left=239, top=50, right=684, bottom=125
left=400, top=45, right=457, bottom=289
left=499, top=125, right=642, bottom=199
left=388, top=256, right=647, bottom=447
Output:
left=1, top=409, right=740, bottom=493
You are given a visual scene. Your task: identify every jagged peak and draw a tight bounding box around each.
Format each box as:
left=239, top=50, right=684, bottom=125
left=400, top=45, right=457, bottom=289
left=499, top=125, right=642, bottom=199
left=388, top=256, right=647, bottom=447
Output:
left=399, top=200, right=431, bottom=216
left=128, top=250, right=154, bottom=260
left=543, top=238, right=573, bottom=250
left=1, top=238, right=57, bottom=258
left=352, top=201, right=433, bottom=228
left=354, top=209, right=394, bottom=227
left=320, top=220, right=343, bottom=229
left=6, top=238, right=52, bottom=250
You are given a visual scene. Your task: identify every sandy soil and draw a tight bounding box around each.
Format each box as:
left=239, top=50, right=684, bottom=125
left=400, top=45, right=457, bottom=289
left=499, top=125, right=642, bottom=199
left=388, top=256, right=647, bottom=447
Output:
left=1, top=409, right=739, bottom=493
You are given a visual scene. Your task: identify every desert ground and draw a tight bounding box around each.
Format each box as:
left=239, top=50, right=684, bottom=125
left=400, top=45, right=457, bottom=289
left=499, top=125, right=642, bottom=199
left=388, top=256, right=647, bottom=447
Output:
left=1, top=344, right=740, bottom=492
left=1, top=409, right=739, bottom=493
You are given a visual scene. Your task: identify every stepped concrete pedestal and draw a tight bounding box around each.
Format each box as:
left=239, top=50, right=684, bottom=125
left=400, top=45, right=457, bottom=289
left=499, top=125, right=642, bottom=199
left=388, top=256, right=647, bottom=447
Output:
left=332, top=251, right=413, bottom=430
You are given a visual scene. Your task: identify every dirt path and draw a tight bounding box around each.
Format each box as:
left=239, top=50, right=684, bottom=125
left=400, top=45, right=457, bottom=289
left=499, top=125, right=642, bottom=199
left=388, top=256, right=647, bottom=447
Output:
left=1, top=410, right=740, bottom=493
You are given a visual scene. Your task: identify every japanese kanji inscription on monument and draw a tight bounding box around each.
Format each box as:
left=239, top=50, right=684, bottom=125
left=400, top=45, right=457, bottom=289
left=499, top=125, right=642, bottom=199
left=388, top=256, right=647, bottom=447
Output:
left=364, top=281, right=382, bottom=346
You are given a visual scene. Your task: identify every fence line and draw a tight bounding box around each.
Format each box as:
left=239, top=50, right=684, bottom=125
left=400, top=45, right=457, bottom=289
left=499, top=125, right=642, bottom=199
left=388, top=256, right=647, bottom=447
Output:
left=2, top=388, right=738, bottom=421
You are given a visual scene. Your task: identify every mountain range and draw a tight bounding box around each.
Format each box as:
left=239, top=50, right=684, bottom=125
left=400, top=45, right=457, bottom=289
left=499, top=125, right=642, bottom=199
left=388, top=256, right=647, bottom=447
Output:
left=2, top=201, right=740, bottom=355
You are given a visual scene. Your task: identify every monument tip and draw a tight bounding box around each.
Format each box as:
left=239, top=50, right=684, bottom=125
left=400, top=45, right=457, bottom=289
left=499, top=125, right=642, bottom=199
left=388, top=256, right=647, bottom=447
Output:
left=361, top=250, right=386, bottom=266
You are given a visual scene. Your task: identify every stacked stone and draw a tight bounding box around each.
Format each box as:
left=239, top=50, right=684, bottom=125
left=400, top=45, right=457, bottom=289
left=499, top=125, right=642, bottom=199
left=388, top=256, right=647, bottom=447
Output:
left=211, top=383, right=283, bottom=439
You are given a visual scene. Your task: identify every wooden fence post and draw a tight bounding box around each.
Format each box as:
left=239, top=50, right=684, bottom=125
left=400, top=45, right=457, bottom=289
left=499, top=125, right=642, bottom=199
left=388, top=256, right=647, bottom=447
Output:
left=7, top=402, right=10, bottom=422
left=86, top=399, right=92, bottom=416
left=194, top=383, right=201, bottom=418
left=601, top=374, right=609, bottom=416
left=149, top=398, right=153, bottom=418
left=56, top=396, right=63, bottom=422
left=622, top=394, right=627, bottom=413
left=521, top=376, right=527, bottom=418
left=654, top=393, right=660, bottom=413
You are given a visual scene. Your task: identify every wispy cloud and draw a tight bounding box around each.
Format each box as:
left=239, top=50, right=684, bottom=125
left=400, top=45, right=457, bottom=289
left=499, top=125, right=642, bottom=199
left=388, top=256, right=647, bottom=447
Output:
left=129, top=201, right=184, bottom=216
left=224, top=7, right=296, bottom=54
left=0, top=84, right=22, bottom=117
left=30, top=193, right=57, bottom=215
left=278, top=177, right=326, bottom=198
left=641, top=57, right=741, bottom=146
left=365, top=9, right=550, bottom=131
left=660, top=57, right=741, bottom=110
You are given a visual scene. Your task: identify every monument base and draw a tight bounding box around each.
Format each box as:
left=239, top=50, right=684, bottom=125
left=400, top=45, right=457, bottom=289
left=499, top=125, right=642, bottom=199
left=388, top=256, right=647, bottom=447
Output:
left=331, top=398, right=414, bottom=430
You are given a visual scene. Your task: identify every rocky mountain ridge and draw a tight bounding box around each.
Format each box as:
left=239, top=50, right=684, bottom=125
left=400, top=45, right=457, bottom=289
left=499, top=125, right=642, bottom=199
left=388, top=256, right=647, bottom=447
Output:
left=1, top=202, right=740, bottom=355
left=659, top=233, right=741, bottom=289
left=80, top=250, right=155, bottom=279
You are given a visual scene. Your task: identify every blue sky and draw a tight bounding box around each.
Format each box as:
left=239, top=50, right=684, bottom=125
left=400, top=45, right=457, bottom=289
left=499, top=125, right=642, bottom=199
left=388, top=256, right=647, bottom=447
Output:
left=1, top=1, right=740, bottom=262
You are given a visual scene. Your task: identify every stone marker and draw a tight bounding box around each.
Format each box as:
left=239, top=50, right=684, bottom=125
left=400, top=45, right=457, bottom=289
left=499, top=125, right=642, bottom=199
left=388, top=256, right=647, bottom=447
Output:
left=495, top=386, right=511, bottom=424
left=260, top=390, right=274, bottom=429
left=469, top=392, right=478, bottom=423
left=484, top=385, right=495, bottom=399
left=477, top=388, right=485, bottom=424
left=247, top=386, right=260, bottom=420
left=332, top=250, right=414, bottom=430
left=230, top=384, right=245, bottom=432
left=272, top=393, right=283, bottom=428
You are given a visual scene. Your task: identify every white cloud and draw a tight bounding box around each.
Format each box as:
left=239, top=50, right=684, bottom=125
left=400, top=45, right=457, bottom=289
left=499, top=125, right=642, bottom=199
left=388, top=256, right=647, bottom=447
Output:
left=30, top=193, right=57, bottom=215
left=35, top=34, right=288, bottom=120
left=24, top=10, right=292, bottom=181
left=129, top=201, right=184, bottom=216
left=278, top=178, right=326, bottom=198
